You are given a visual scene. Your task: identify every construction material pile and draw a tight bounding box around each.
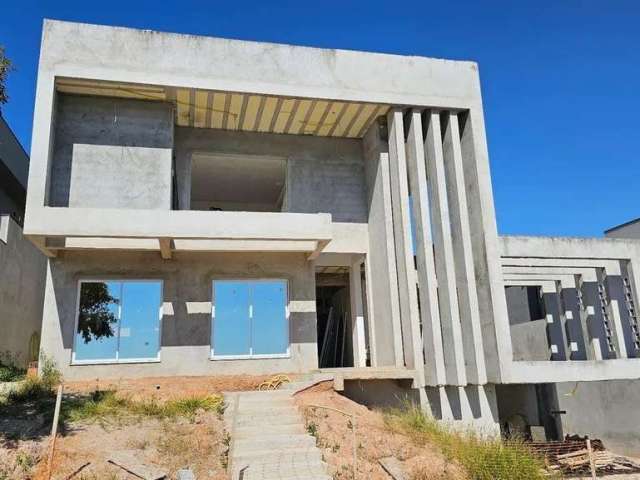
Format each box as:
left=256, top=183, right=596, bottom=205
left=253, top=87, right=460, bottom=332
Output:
left=528, top=436, right=640, bottom=476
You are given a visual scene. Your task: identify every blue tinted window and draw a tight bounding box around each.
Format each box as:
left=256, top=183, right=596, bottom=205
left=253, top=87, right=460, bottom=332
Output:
left=119, top=282, right=162, bottom=360
left=74, top=280, right=162, bottom=362
left=212, top=280, right=288, bottom=357
left=213, top=281, right=251, bottom=356
left=252, top=281, right=288, bottom=355
left=74, top=281, right=120, bottom=361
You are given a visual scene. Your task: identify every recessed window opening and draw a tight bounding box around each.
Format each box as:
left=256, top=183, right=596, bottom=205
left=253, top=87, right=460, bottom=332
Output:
left=72, top=280, right=162, bottom=364
left=190, top=153, right=287, bottom=212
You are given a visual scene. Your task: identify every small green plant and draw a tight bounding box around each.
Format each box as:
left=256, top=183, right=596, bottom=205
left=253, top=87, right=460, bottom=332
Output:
left=15, top=451, right=35, bottom=471
left=0, top=351, right=26, bottom=382
left=306, top=421, right=318, bottom=437
left=385, top=405, right=548, bottom=480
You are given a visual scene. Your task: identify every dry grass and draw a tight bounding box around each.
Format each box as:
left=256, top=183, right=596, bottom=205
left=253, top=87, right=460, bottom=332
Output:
left=385, top=405, right=550, bottom=480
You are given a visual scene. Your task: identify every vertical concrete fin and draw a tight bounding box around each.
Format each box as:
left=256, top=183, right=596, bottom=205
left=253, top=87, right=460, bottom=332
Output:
left=458, top=109, right=512, bottom=383
left=386, top=109, right=426, bottom=385
left=440, top=111, right=487, bottom=385
left=350, top=257, right=367, bottom=368
left=362, top=121, right=404, bottom=367
left=405, top=109, right=446, bottom=386
left=423, top=110, right=467, bottom=386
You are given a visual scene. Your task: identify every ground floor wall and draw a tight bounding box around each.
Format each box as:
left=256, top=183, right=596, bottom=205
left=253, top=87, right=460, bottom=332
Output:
left=0, top=216, right=46, bottom=367
left=555, top=379, right=640, bottom=457
left=39, top=250, right=318, bottom=380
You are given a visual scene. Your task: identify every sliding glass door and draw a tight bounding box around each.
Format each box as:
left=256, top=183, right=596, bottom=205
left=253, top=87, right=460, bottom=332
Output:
left=212, top=280, right=289, bottom=359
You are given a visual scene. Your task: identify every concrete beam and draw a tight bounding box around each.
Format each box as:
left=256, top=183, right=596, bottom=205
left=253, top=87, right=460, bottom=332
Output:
left=158, top=238, right=172, bottom=260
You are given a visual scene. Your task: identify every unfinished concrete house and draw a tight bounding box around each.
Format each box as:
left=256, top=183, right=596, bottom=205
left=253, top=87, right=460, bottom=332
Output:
left=24, top=20, right=640, bottom=454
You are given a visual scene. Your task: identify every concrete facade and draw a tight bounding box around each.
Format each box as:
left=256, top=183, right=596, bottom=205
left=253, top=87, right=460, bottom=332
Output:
left=23, top=20, right=640, bottom=449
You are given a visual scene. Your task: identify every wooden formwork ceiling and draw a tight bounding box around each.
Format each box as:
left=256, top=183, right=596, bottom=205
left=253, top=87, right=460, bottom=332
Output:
left=56, top=78, right=390, bottom=139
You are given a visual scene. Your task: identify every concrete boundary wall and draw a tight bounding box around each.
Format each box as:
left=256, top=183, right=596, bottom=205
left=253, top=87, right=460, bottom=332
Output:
left=0, top=215, right=46, bottom=367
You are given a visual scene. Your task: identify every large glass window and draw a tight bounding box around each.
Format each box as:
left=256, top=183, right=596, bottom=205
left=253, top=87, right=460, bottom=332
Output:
left=212, top=280, right=289, bottom=358
left=73, top=280, right=162, bottom=363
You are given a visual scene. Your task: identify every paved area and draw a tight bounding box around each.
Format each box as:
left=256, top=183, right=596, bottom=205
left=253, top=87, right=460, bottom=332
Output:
left=224, top=378, right=332, bottom=480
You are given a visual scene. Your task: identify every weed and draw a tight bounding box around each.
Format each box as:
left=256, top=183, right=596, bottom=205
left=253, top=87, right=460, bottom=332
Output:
left=0, top=352, right=25, bottom=383
left=62, top=390, right=224, bottom=424
left=307, top=421, right=318, bottom=437
left=5, top=355, right=62, bottom=403
left=385, top=405, right=548, bottom=480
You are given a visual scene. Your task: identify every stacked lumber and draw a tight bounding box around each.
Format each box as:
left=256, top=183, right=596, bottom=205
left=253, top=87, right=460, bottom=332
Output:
left=543, top=446, right=640, bottom=475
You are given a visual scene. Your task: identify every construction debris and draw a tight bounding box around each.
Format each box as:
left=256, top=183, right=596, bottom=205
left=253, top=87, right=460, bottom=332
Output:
left=528, top=436, right=640, bottom=476
left=108, top=450, right=167, bottom=480
left=177, top=468, right=195, bottom=480
left=378, top=456, right=409, bottom=480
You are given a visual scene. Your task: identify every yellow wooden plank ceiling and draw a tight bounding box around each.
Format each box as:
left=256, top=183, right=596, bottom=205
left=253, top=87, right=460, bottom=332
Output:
left=56, top=78, right=389, bottom=139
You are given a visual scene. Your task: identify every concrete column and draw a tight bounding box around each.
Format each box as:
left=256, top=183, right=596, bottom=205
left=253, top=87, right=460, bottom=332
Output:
left=362, top=122, right=404, bottom=367
left=580, top=281, right=614, bottom=360
left=457, top=110, right=513, bottom=383
left=604, top=274, right=630, bottom=359
left=559, top=287, right=588, bottom=360
left=405, top=110, right=446, bottom=386
left=423, top=110, right=467, bottom=386
left=349, top=257, right=367, bottom=368
left=575, top=275, right=595, bottom=360
left=622, top=260, right=640, bottom=358
left=386, top=109, right=426, bottom=384
left=542, top=288, right=567, bottom=361
left=440, top=112, right=487, bottom=385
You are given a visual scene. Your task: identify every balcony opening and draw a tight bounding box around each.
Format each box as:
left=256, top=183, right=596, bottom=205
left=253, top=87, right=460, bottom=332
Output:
left=190, top=153, right=287, bottom=212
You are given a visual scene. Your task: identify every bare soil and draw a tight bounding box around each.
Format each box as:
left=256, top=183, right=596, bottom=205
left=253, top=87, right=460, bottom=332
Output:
left=0, top=374, right=274, bottom=480
left=293, top=382, right=466, bottom=480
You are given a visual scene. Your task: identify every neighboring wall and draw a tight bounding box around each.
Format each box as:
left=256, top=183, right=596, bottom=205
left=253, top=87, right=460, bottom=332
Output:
left=39, top=250, right=317, bottom=380
left=556, top=380, right=640, bottom=456
left=174, top=127, right=368, bottom=222
left=0, top=215, right=46, bottom=367
left=48, top=94, right=173, bottom=209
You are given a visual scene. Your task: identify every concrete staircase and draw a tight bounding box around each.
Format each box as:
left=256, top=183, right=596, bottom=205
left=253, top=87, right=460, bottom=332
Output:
left=224, top=376, right=333, bottom=480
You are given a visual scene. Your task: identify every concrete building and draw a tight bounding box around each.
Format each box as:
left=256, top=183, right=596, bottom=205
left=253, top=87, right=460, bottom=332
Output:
left=606, top=218, right=640, bottom=239
left=0, top=115, right=46, bottom=367
left=25, top=20, right=640, bottom=452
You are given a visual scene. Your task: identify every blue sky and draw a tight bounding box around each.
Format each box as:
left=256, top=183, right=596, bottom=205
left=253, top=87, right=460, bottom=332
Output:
left=1, top=0, right=638, bottom=236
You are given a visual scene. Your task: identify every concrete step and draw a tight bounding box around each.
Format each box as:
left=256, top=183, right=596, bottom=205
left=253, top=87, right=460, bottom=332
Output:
left=241, top=467, right=331, bottom=480
left=234, top=433, right=316, bottom=452
left=232, top=446, right=324, bottom=466
left=234, top=423, right=305, bottom=439
left=232, top=459, right=329, bottom=480
left=236, top=405, right=297, bottom=416
left=234, top=413, right=302, bottom=427
left=237, top=396, right=295, bottom=406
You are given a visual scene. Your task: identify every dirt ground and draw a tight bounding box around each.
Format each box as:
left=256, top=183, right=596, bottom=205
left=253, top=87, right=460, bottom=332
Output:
left=36, top=410, right=227, bottom=480
left=63, top=374, right=276, bottom=401
left=294, top=382, right=465, bottom=480
left=0, top=374, right=273, bottom=480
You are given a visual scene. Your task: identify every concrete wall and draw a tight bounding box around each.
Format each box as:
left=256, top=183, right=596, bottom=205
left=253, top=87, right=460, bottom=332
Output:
left=0, top=116, right=29, bottom=188
left=49, top=94, right=173, bottom=208
left=0, top=215, right=46, bottom=367
left=39, top=250, right=318, bottom=380
left=605, top=221, right=640, bottom=239
left=174, top=127, right=367, bottom=222
left=555, top=380, right=640, bottom=456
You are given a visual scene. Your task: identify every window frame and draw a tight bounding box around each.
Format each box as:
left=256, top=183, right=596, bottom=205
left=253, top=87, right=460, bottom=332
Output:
left=210, top=278, right=291, bottom=360
left=71, top=278, right=164, bottom=365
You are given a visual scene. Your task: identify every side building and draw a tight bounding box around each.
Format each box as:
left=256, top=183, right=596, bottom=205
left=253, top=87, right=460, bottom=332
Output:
left=0, top=115, right=46, bottom=368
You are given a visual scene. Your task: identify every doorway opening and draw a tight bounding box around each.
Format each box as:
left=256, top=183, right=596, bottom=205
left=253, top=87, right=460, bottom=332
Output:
left=316, top=267, right=353, bottom=368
